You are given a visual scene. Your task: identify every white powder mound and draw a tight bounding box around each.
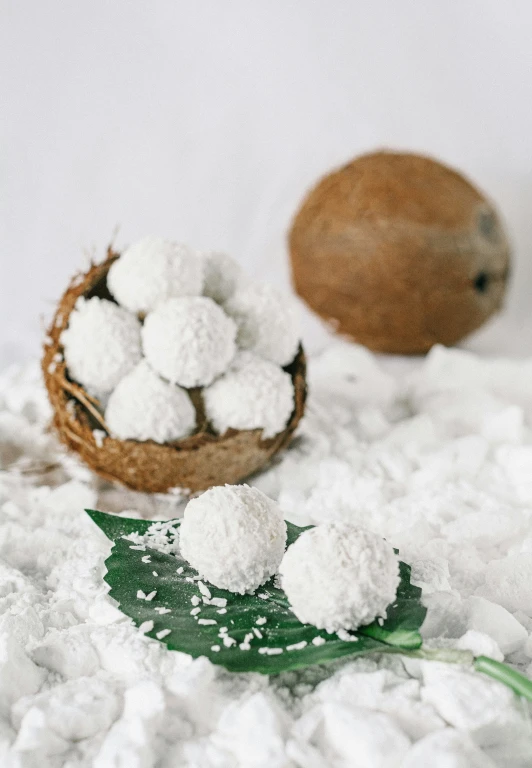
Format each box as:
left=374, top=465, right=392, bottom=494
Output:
left=104, top=361, right=196, bottom=443
left=202, top=251, right=242, bottom=304
left=280, top=523, right=400, bottom=632
left=203, top=351, right=294, bottom=438
left=179, top=485, right=287, bottom=593
left=224, top=282, right=300, bottom=366
left=61, top=297, right=142, bottom=397
left=1, top=345, right=532, bottom=767
left=141, top=296, right=236, bottom=388
left=107, top=236, right=204, bottom=313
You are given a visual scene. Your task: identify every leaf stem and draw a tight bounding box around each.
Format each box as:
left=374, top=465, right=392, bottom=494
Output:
left=474, top=656, right=532, bottom=702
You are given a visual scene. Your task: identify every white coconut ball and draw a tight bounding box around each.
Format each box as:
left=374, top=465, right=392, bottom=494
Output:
left=280, top=523, right=400, bottom=633
left=202, top=251, right=242, bottom=304
left=105, top=361, right=196, bottom=443
left=179, top=484, right=287, bottom=594
left=61, top=297, right=142, bottom=397
left=203, top=351, right=294, bottom=438
left=142, top=296, right=237, bottom=388
left=224, top=282, right=300, bottom=367
left=107, top=236, right=204, bottom=313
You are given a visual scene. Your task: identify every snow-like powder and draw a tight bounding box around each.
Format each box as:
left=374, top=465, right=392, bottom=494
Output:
left=1, top=342, right=532, bottom=766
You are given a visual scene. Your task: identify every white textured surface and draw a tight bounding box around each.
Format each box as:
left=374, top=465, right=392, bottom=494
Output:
left=203, top=351, right=294, bottom=438
left=141, top=296, right=237, bottom=388
left=107, top=237, right=204, bottom=314
left=60, top=297, right=142, bottom=397
left=1, top=344, right=532, bottom=765
left=105, top=361, right=196, bottom=443
left=280, top=523, right=400, bottom=633
left=179, top=485, right=287, bottom=594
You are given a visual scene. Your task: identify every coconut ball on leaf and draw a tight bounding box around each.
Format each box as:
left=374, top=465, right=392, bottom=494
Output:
left=280, top=522, right=400, bottom=633
left=179, top=484, right=287, bottom=594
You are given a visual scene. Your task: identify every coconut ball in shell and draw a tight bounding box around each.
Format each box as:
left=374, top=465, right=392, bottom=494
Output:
left=202, top=251, right=242, bottom=304
left=107, top=236, right=204, bottom=314
left=105, top=361, right=196, bottom=444
left=61, top=296, right=142, bottom=397
left=142, top=296, right=237, bottom=388
left=289, top=151, right=511, bottom=354
left=42, top=249, right=307, bottom=494
left=203, top=351, right=294, bottom=439
left=280, top=522, right=400, bottom=633
left=179, top=484, right=287, bottom=594
left=224, top=282, right=300, bottom=367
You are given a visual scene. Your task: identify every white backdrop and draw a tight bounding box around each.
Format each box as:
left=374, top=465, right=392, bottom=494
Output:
left=2, top=1, right=532, bottom=366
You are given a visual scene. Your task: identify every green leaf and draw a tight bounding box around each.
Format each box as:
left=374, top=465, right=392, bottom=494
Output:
left=87, top=509, right=426, bottom=675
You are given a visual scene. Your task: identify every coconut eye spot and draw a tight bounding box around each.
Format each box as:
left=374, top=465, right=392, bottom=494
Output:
left=474, top=271, right=490, bottom=294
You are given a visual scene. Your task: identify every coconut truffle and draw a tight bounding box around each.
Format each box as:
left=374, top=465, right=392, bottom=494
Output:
left=179, top=484, right=287, bottom=594
left=203, top=351, right=294, bottom=438
left=224, top=282, right=300, bottom=367
left=105, top=361, right=196, bottom=443
left=202, top=251, right=242, bottom=304
left=61, top=297, right=142, bottom=397
left=280, top=523, right=400, bottom=633
left=142, top=296, right=237, bottom=388
left=290, top=151, right=511, bottom=354
left=107, top=236, right=204, bottom=313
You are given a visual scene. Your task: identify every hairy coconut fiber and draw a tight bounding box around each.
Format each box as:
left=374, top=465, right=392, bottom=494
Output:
left=42, top=249, right=307, bottom=494
left=289, top=151, right=511, bottom=354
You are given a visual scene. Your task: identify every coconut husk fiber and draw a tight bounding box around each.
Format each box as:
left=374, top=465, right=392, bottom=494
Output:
left=42, top=249, right=307, bottom=494
left=289, top=151, right=511, bottom=354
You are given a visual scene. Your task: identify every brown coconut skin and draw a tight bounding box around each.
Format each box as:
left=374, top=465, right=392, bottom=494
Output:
left=289, top=151, right=511, bottom=354
left=42, top=249, right=307, bottom=494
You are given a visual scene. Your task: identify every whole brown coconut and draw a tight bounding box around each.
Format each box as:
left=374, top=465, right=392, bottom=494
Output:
left=42, top=249, right=306, bottom=494
left=289, top=151, right=511, bottom=354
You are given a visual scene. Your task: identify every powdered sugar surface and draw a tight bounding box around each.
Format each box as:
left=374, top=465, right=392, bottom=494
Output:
left=1, top=345, right=532, bottom=766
